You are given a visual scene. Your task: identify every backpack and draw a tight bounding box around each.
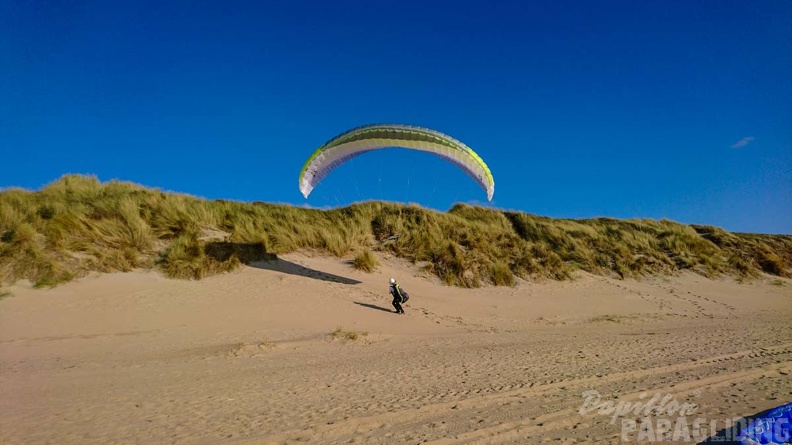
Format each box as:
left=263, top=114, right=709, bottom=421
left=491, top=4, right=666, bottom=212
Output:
left=392, top=284, right=410, bottom=303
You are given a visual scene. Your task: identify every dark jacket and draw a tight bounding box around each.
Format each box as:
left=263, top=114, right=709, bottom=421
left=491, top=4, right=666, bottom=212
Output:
left=390, top=284, right=408, bottom=303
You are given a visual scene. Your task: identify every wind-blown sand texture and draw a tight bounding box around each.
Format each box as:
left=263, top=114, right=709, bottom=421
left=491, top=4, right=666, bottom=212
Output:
left=1, top=254, right=790, bottom=444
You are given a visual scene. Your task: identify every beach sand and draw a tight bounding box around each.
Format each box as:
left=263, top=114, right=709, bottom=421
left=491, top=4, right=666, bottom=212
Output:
left=1, top=253, right=790, bottom=444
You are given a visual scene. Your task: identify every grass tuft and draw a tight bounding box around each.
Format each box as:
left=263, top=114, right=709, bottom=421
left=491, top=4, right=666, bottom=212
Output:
left=331, top=327, right=368, bottom=341
left=352, top=249, right=380, bottom=272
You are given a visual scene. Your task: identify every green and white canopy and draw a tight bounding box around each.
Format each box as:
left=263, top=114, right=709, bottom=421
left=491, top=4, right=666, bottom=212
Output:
left=299, top=124, right=495, bottom=201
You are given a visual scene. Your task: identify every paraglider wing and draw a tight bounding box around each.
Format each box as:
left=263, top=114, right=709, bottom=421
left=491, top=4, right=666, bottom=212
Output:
left=298, top=124, right=495, bottom=201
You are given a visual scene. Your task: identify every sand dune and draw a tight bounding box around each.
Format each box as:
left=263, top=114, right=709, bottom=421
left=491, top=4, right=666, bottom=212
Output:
left=1, top=253, right=790, bottom=444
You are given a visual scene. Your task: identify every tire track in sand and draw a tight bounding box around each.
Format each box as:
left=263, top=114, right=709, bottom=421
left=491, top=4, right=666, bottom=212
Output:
left=227, top=342, right=792, bottom=444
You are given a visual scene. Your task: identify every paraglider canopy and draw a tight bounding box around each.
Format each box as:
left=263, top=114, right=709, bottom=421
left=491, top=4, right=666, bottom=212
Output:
left=298, top=124, right=495, bottom=201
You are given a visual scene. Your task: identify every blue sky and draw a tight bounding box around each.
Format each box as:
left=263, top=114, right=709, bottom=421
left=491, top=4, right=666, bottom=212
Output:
left=2, top=1, right=790, bottom=234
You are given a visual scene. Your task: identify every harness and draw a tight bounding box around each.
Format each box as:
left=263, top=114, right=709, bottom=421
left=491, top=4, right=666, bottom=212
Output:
left=391, top=284, right=407, bottom=303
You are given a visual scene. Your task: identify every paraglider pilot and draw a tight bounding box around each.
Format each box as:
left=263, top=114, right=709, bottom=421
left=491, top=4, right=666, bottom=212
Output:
left=389, top=278, right=407, bottom=314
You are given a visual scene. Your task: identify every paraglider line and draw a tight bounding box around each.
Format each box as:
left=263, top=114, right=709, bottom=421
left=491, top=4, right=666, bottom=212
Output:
left=429, top=175, right=440, bottom=203
left=378, top=152, right=383, bottom=199
left=351, top=157, right=362, bottom=202
left=405, top=159, right=412, bottom=203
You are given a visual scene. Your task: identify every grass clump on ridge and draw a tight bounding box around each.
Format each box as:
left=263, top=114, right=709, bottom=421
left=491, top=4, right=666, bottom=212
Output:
left=0, top=175, right=790, bottom=289
left=352, top=249, right=380, bottom=272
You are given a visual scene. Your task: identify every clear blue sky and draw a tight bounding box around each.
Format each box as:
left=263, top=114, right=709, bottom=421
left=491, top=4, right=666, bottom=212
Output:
left=2, top=1, right=790, bottom=234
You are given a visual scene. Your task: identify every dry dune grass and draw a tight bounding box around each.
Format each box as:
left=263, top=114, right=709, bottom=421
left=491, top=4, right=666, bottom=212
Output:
left=331, top=327, right=369, bottom=341
left=352, top=249, right=380, bottom=272
left=0, top=174, right=790, bottom=288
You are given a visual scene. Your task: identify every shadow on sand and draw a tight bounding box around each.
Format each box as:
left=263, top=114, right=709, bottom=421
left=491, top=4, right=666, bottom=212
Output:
left=201, top=241, right=361, bottom=285
left=250, top=258, right=362, bottom=285
left=354, top=302, right=395, bottom=313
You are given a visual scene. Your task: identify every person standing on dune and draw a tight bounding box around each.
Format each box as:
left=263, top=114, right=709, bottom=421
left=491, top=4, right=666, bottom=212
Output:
left=389, top=278, right=408, bottom=314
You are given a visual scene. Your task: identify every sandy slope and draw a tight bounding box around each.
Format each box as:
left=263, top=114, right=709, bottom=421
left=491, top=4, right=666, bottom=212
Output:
left=1, top=253, right=790, bottom=444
